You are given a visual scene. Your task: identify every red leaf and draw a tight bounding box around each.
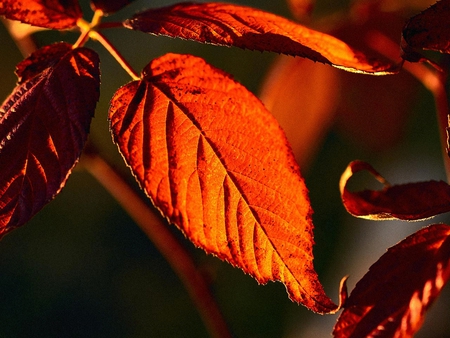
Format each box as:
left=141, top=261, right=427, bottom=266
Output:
left=0, top=42, right=100, bottom=237
left=402, top=0, right=450, bottom=56
left=90, top=0, right=135, bottom=15
left=340, top=160, right=450, bottom=220
left=123, top=2, right=396, bottom=75
left=0, top=0, right=82, bottom=29
left=109, top=53, right=339, bottom=313
left=333, top=224, right=450, bottom=338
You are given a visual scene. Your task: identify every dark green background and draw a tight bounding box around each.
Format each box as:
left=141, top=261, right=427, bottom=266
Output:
left=0, top=0, right=449, bottom=337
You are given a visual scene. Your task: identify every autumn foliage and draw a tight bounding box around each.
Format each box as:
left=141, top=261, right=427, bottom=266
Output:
left=1, top=0, right=450, bottom=336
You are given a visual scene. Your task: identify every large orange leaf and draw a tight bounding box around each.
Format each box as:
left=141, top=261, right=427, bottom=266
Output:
left=0, top=0, right=82, bottom=29
left=108, top=53, right=339, bottom=313
left=0, top=42, right=100, bottom=237
left=123, top=2, right=396, bottom=74
left=340, top=160, right=450, bottom=220
left=333, top=224, right=450, bottom=338
left=402, top=0, right=450, bottom=56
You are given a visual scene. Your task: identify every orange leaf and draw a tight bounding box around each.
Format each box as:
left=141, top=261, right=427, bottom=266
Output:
left=340, top=160, right=450, bottom=220
left=109, top=53, right=338, bottom=313
left=402, top=0, right=450, bottom=56
left=0, top=0, right=82, bottom=29
left=123, top=2, right=396, bottom=75
left=0, top=42, right=100, bottom=237
left=333, top=224, right=450, bottom=338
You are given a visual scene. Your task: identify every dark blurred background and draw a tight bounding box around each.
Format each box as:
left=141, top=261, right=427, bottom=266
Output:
left=1, top=0, right=449, bottom=337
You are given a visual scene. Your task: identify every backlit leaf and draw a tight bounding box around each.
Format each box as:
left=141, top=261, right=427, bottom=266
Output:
left=0, top=0, right=82, bottom=29
left=333, top=224, right=450, bottom=338
left=90, top=0, right=136, bottom=15
left=340, top=160, right=450, bottom=220
left=402, top=0, right=450, bottom=55
left=109, top=53, right=339, bottom=313
left=0, top=42, right=100, bottom=237
left=123, top=2, right=396, bottom=74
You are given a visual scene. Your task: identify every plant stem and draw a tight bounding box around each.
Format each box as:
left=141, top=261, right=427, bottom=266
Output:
left=89, top=30, right=140, bottom=80
left=81, top=149, right=233, bottom=338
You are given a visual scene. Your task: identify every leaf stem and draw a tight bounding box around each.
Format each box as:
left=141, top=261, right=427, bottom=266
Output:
left=80, top=148, right=233, bottom=338
left=89, top=30, right=140, bottom=81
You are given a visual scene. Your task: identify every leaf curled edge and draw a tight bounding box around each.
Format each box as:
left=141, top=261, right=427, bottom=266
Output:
left=109, top=53, right=340, bottom=313
left=0, top=43, right=100, bottom=237
left=340, top=160, right=450, bottom=221
left=334, top=223, right=450, bottom=338
left=123, top=2, right=397, bottom=75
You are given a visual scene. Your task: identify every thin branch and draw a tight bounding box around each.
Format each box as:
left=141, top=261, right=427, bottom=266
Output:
left=89, top=30, right=140, bottom=80
left=80, top=148, right=233, bottom=338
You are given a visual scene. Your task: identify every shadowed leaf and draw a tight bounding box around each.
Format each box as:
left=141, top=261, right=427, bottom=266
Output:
left=90, top=0, right=136, bottom=15
left=123, top=2, right=396, bottom=74
left=402, top=0, right=450, bottom=55
left=0, top=42, right=100, bottom=237
left=109, top=53, right=339, bottom=313
left=333, top=224, right=450, bottom=338
left=0, top=0, right=82, bottom=29
left=340, top=160, right=450, bottom=220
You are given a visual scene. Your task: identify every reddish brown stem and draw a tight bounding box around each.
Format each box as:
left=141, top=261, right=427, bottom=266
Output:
left=81, top=150, right=232, bottom=338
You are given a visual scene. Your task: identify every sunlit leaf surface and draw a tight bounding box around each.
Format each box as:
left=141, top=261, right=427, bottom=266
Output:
left=340, top=160, right=450, bottom=221
left=334, top=224, right=450, bottom=338
left=124, top=2, right=396, bottom=74
left=109, top=53, right=339, bottom=313
left=0, top=42, right=100, bottom=237
left=0, top=0, right=82, bottom=29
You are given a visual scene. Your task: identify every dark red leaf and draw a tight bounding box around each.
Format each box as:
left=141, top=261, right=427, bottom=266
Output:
left=123, top=2, right=396, bottom=74
left=0, top=43, right=100, bottom=237
left=340, top=160, right=450, bottom=220
left=0, top=0, right=82, bottom=29
left=15, top=42, right=73, bottom=83
left=109, top=53, right=341, bottom=313
left=333, top=224, right=450, bottom=338
left=402, top=0, right=450, bottom=56
left=90, top=0, right=135, bottom=15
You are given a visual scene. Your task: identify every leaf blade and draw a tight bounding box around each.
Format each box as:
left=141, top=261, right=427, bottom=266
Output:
left=123, top=2, right=396, bottom=74
left=109, top=53, right=338, bottom=313
left=333, top=224, right=450, bottom=338
left=0, top=43, right=100, bottom=236
left=0, top=0, right=82, bottom=29
left=402, top=0, right=450, bottom=55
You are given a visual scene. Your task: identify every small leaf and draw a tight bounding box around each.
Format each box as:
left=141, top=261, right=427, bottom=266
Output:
left=333, top=223, right=450, bottom=338
left=0, top=43, right=100, bottom=237
left=90, top=0, right=136, bottom=15
left=402, top=0, right=450, bottom=55
left=0, top=0, right=82, bottom=29
left=340, top=160, right=450, bottom=221
left=109, top=53, right=338, bottom=313
left=123, top=2, right=396, bottom=74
